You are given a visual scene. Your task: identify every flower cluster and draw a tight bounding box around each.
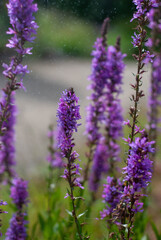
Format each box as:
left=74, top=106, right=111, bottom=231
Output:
left=3, top=0, right=38, bottom=88
left=101, top=177, right=123, bottom=219
left=6, top=213, right=28, bottom=240
left=57, top=88, right=83, bottom=190
left=6, top=0, right=38, bottom=54
left=87, top=35, right=125, bottom=191
left=123, top=136, right=154, bottom=194
left=103, top=41, right=125, bottom=165
left=131, top=0, right=155, bottom=62
left=6, top=178, right=29, bottom=239
left=147, top=1, right=161, bottom=152
left=117, top=135, right=154, bottom=217
left=57, top=88, right=81, bottom=156
left=0, top=0, right=38, bottom=140
left=10, top=178, right=28, bottom=209
left=85, top=44, right=107, bottom=145
left=0, top=91, right=17, bottom=183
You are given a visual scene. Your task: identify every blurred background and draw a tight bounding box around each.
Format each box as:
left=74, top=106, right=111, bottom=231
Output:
left=1, top=1, right=161, bottom=239
left=0, top=0, right=140, bottom=176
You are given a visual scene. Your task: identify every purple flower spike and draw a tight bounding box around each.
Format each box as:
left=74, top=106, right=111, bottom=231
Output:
left=6, top=0, right=38, bottom=55
left=87, top=37, right=125, bottom=190
left=0, top=0, right=38, bottom=137
left=57, top=88, right=83, bottom=190
left=100, top=177, right=123, bottom=219
left=10, top=178, right=28, bottom=210
left=6, top=213, right=28, bottom=240
left=85, top=36, right=108, bottom=144
left=123, top=136, right=154, bottom=193
left=6, top=178, right=29, bottom=240
left=57, top=88, right=81, bottom=157
left=0, top=91, right=17, bottom=183
left=57, top=89, right=85, bottom=238
left=147, top=1, right=161, bottom=159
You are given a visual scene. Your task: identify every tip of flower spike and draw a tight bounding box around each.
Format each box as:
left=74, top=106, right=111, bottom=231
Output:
left=101, top=17, right=109, bottom=46
left=115, top=36, right=121, bottom=52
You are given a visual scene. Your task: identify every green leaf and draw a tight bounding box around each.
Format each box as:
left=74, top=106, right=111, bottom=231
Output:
left=38, top=213, right=45, bottom=230
left=150, top=221, right=161, bottom=240
left=77, top=210, right=88, bottom=219
left=66, top=209, right=73, bottom=217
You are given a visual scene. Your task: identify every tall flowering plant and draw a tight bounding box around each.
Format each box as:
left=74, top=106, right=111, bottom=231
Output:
left=147, top=0, right=161, bottom=161
left=57, top=88, right=88, bottom=240
left=100, top=0, right=156, bottom=239
left=6, top=178, right=29, bottom=240
left=0, top=0, right=38, bottom=136
left=0, top=0, right=38, bottom=237
left=85, top=19, right=125, bottom=194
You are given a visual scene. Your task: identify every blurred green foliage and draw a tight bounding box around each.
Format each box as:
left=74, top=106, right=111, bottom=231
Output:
left=0, top=1, right=135, bottom=58
left=37, top=0, right=134, bottom=23
left=33, top=8, right=134, bottom=58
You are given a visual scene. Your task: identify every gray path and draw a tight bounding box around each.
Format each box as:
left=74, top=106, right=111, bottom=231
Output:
left=0, top=58, right=151, bottom=177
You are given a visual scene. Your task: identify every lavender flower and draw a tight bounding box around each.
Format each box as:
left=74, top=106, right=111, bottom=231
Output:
left=117, top=135, right=154, bottom=238
left=147, top=1, right=161, bottom=160
left=6, top=213, right=28, bottom=240
left=57, top=88, right=81, bottom=157
left=6, top=0, right=38, bottom=54
left=85, top=19, right=125, bottom=190
left=6, top=178, right=29, bottom=240
left=123, top=136, right=154, bottom=194
left=0, top=200, right=7, bottom=237
left=103, top=41, right=125, bottom=167
left=88, top=39, right=125, bottom=191
left=0, top=0, right=38, bottom=136
left=10, top=178, right=28, bottom=210
left=4, top=0, right=38, bottom=88
left=0, top=91, right=17, bottom=183
left=57, top=88, right=83, bottom=189
left=85, top=21, right=109, bottom=145
left=57, top=88, right=84, bottom=239
left=47, top=125, right=64, bottom=168
left=100, top=177, right=123, bottom=219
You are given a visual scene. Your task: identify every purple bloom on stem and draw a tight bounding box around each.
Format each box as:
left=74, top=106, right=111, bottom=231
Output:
left=6, top=213, right=28, bottom=240
left=147, top=1, right=161, bottom=158
left=122, top=135, right=154, bottom=211
left=6, top=0, right=38, bottom=54
left=57, top=88, right=83, bottom=190
left=0, top=91, right=17, bottom=183
left=57, top=88, right=81, bottom=157
left=3, top=0, right=38, bottom=89
left=100, top=177, right=123, bottom=219
left=124, top=136, right=154, bottom=191
left=10, top=178, right=28, bottom=209
left=85, top=36, right=108, bottom=144
left=57, top=89, right=84, bottom=239
left=0, top=0, right=38, bottom=138
left=6, top=178, right=29, bottom=240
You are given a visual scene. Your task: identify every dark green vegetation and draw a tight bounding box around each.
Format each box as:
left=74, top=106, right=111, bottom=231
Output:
left=0, top=1, right=135, bottom=59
